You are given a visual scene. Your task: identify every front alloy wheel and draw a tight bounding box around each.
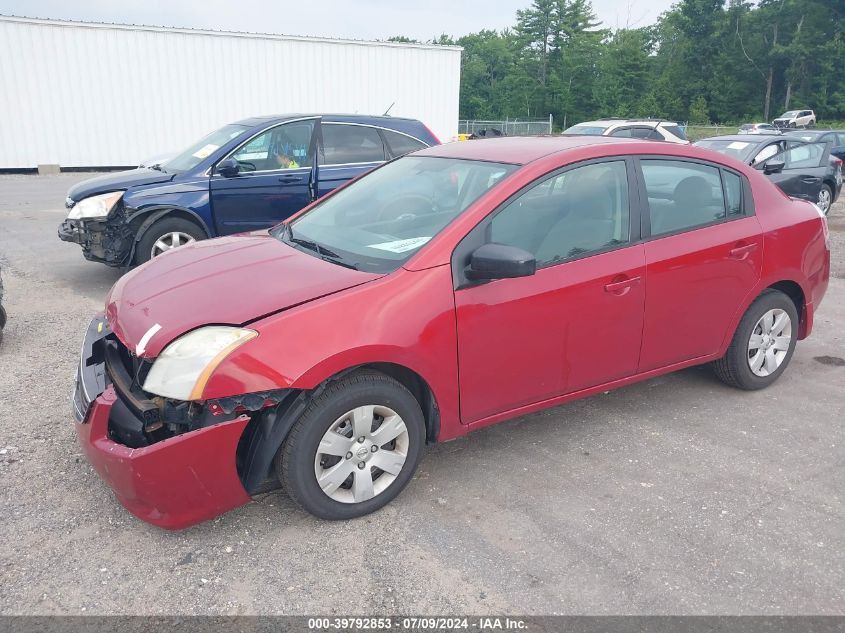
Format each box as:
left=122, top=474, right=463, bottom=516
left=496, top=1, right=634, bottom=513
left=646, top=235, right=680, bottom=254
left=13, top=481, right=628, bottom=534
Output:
left=314, top=405, right=410, bottom=504
left=278, top=370, right=425, bottom=519
left=151, top=231, right=196, bottom=258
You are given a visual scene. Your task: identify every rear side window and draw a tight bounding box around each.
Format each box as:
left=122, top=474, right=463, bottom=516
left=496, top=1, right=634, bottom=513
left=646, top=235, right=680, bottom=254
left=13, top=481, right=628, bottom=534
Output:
left=611, top=127, right=655, bottom=139
left=723, top=171, right=743, bottom=216
left=321, top=124, right=386, bottom=165
left=641, top=160, right=726, bottom=236
left=382, top=129, right=427, bottom=158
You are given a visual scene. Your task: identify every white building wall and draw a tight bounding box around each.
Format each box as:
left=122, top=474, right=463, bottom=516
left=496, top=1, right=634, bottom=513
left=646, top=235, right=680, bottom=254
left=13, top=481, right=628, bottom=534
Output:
left=0, top=16, right=461, bottom=168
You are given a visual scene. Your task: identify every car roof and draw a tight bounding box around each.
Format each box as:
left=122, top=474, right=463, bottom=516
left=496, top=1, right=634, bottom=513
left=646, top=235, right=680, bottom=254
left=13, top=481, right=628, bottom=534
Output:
left=415, top=135, right=643, bottom=165
left=232, top=113, right=425, bottom=127
left=696, top=134, right=787, bottom=144
left=785, top=129, right=842, bottom=135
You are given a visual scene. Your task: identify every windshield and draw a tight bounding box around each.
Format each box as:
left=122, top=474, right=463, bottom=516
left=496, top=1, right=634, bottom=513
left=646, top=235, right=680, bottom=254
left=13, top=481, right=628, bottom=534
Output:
left=564, top=125, right=609, bottom=136
left=163, top=124, right=251, bottom=173
left=275, top=156, right=517, bottom=273
left=694, top=139, right=756, bottom=163
left=779, top=111, right=799, bottom=118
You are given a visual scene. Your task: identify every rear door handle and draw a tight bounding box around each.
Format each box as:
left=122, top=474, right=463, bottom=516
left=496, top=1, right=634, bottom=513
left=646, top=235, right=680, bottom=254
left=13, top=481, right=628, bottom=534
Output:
left=802, top=177, right=820, bottom=184
left=604, top=276, right=641, bottom=295
left=729, top=243, right=758, bottom=259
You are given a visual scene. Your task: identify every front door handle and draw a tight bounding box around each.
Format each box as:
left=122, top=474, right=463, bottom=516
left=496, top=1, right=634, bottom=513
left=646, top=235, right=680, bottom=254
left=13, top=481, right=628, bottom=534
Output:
left=729, top=242, right=758, bottom=259
left=279, top=174, right=303, bottom=182
left=604, top=275, right=641, bottom=295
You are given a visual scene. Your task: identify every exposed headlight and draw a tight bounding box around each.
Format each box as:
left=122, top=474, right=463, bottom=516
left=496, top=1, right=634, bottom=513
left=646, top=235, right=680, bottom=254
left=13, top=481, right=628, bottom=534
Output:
left=66, top=191, right=123, bottom=220
left=142, top=326, right=258, bottom=401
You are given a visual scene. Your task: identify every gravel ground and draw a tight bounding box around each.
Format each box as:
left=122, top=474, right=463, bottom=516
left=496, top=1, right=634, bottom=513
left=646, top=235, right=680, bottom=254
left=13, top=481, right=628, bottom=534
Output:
left=0, top=174, right=843, bottom=615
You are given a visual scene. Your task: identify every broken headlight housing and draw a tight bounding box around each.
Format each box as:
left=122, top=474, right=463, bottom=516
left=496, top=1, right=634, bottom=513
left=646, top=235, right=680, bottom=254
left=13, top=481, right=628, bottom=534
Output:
left=66, top=191, right=123, bottom=220
left=142, top=326, right=258, bottom=401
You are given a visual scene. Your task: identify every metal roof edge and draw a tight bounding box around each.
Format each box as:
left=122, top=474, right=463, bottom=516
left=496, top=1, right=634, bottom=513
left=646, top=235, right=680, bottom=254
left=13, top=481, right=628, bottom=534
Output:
left=0, top=14, right=464, bottom=52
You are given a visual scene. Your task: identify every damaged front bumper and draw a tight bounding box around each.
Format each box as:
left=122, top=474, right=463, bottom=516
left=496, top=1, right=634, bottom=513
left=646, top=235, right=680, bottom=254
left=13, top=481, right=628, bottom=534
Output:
left=58, top=216, right=134, bottom=267
left=73, top=317, right=252, bottom=529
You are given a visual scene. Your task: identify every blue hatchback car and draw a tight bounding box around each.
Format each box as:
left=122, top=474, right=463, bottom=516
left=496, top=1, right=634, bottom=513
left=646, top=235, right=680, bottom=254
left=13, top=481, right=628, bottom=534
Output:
left=58, top=114, right=439, bottom=266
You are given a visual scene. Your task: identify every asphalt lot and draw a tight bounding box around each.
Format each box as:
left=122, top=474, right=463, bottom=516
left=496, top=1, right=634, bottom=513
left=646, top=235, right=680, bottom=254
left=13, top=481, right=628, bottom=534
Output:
left=0, top=173, right=843, bottom=615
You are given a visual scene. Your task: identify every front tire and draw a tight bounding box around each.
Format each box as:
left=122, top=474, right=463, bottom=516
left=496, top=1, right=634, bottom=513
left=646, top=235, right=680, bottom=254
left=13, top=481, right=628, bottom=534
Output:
left=713, top=289, right=799, bottom=390
left=277, top=371, right=426, bottom=520
left=134, top=216, right=205, bottom=265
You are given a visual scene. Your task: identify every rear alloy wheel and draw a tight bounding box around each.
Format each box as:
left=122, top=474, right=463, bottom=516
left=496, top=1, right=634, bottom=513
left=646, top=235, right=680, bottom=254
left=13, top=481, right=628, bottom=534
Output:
left=713, top=289, right=798, bottom=390
left=134, top=217, right=205, bottom=265
left=277, top=371, right=425, bottom=520
left=817, top=184, right=832, bottom=215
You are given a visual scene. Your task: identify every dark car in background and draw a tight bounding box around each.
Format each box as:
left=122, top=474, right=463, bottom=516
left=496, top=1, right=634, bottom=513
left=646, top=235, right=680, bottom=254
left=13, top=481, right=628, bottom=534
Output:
left=694, top=134, right=842, bottom=214
left=58, top=114, right=439, bottom=267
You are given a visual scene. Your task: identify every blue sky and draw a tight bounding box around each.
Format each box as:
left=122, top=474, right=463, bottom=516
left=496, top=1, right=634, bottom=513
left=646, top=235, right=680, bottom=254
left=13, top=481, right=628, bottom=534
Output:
left=0, top=0, right=675, bottom=41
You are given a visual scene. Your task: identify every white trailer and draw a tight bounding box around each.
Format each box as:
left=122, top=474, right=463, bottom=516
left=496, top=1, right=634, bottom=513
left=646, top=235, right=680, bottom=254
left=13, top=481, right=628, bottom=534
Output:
left=0, top=16, right=461, bottom=169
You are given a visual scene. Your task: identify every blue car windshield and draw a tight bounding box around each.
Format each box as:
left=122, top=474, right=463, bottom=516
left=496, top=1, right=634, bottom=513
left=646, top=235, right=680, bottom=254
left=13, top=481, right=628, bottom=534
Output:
left=163, top=124, right=251, bottom=173
left=274, top=156, right=517, bottom=273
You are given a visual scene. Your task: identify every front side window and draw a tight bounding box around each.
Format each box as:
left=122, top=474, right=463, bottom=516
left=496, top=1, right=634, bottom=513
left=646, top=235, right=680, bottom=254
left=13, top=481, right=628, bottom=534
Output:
left=164, top=124, right=250, bottom=173
left=489, top=160, right=630, bottom=267
left=752, top=143, right=783, bottom=165
left=641, top=160, right=726, bottom=236
left=231, top=121, right=314, bottom=171
left=382, top=129, right=427, bottom=158
left=780, top=143, right=826, bottom=169
left=278, top=157, right=516, bottom=273
left=322, top=124, right=386, bottom=165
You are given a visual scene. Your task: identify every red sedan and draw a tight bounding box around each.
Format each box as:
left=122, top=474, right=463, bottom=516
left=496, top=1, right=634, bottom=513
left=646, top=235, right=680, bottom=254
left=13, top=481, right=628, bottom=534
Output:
left=73, top=136, right=830, bottom=528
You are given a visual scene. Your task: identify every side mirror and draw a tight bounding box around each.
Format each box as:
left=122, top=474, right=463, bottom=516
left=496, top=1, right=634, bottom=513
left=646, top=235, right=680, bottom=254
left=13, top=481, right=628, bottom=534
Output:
left=216, top=157, right=240, bottom=177
left=763, top=159, right=785, bottom=174
left=465, top=243, right=536, bottom=281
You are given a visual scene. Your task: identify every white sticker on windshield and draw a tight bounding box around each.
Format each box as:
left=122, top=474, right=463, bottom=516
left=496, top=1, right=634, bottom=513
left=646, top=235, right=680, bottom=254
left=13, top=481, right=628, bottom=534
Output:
left=192, top=144, right=220, bottom=159
left=727, top=142, right=750, bottom=150
left=368, top=237, right=432, bottom=253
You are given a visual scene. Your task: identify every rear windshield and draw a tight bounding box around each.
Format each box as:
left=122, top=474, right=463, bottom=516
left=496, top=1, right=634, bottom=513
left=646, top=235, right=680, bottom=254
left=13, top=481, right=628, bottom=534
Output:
left=660, top=124, right=687, bottom=140
left=564, top=125, right=609, bottom=136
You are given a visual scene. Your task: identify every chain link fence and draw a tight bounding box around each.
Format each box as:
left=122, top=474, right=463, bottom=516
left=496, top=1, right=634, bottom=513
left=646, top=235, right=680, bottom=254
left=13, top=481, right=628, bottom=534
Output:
left=458, top=117, right=554, bottom=137
left=682, top=124, right=741, bottom=141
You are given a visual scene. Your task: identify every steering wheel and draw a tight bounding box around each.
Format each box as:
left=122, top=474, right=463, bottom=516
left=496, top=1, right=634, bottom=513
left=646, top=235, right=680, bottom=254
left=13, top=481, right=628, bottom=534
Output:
left=376, top=194, right=434, bottom=222
left=237, top=161, right=257, bottom=172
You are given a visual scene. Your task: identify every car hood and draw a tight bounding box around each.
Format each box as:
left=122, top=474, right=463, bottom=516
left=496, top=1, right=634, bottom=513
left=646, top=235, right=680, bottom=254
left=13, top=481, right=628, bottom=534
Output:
left=67, top=168, right=175, bottom=203
left=105, top=232, right=382, bottom=358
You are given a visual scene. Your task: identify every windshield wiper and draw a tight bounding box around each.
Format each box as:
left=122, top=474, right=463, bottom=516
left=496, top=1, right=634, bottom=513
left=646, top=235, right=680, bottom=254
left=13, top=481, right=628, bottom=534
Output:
left=281, top=225, right=358, bottom=269
left=148, top=163, right=167, bottom=173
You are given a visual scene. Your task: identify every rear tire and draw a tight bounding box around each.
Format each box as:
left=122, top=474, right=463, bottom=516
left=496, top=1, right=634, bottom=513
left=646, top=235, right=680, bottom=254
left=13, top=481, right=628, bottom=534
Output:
left=713, top=289, right=799, bottom=390
left=817, top=184, right=833, bottom=215
left=134, top=216, right=205, bottom=265
left=277, top=370, right=425, bottom=520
